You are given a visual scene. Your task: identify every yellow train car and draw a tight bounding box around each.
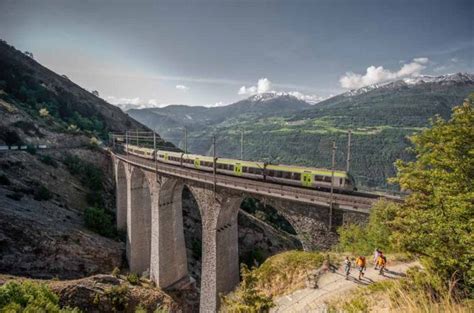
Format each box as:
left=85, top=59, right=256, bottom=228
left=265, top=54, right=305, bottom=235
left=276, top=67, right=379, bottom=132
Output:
left=125, top=145, right=355, bottom=191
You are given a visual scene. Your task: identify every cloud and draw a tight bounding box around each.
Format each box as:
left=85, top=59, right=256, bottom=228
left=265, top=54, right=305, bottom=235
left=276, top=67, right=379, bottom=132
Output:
left=339, top=58, right=429, bottom=89
left=176, top=84, right=189, bottom=91
left=238, top=78, right=272, bottom=95
left=413, top=57, right=429, bottom=64
left=105, top=96, right=165, bottom=111
left=287, top=91, right=327, bottom=104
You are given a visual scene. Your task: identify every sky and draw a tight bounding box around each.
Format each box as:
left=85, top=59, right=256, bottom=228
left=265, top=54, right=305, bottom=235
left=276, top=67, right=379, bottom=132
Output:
left=0, top=0, right=472, bottom=109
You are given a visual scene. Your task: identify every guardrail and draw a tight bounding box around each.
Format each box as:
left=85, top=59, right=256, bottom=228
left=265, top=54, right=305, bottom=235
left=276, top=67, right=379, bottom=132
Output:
left=113, top=152, right=381, bottom=213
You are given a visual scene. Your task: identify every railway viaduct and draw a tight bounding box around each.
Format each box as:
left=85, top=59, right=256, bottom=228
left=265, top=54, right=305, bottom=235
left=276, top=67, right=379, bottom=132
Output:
left=111, top=151, right=381, bottom=312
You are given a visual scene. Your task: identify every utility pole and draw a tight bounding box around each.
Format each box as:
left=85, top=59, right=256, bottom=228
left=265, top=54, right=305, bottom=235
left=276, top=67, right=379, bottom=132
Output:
left=346, top=130, right=352, bottom=173
left=136, top=129, right=139, bottom=146
left=213, top=135, right=217, bottom=196
left=125, top=131, right=129, bottom=157
left=329, top=141, right=336, bottom=231
left=184, top=127, right=187, bottom=154
left=240, top=130, right=244, bottom=160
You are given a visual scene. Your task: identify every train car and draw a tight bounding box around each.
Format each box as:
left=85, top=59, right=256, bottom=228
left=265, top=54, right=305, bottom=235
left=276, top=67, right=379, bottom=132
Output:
left=125, top=145, right=155, bottom=159
left=126, top=144, right=356, bottom=191
left=157, top=150, right=183, bottom=166
left=265, top=164, right=354, bottom=190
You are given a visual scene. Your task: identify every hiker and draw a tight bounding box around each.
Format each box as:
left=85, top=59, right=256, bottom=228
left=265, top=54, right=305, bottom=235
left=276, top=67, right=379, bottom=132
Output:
left=355, top=255, right=366, bottom=280
left=343, top=256, right=351, bottom=280
left=377, top=253, right=387, bottom=275
left=373, top=248, right=381, bottom=269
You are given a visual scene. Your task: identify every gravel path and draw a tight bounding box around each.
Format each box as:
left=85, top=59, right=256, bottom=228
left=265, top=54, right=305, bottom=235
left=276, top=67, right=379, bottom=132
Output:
left=271, top=261, right=418, bottom=313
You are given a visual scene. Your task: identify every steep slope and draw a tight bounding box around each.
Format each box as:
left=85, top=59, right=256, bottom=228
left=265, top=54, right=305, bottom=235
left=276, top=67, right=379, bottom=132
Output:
left=0, top=40, right=163, bottom=279
left=131, top=74, right=473, bottom=189
left=0, top=40, right=149, bottom=136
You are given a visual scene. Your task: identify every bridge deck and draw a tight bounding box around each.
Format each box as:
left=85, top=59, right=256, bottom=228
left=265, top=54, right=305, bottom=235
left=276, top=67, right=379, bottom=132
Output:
left=113, top=152, right=395, bottom=213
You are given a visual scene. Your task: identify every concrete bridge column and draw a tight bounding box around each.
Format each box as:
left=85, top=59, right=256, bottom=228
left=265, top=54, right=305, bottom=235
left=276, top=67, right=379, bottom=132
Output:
left=115, top=161, right=128, bottom=230
left=128, top=167, right=152, bottom=274
left=189, top=186, right=242, bottom=313
left=150, top=177, right=188, bottom=288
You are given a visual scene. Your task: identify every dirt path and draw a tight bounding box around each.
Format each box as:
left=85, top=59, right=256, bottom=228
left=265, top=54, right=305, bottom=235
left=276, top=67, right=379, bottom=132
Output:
left=271, top=261, right=418, bottom=313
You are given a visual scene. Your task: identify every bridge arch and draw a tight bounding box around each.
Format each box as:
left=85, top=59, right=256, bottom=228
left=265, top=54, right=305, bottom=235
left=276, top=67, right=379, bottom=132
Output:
left=116, top=161, right=128, bottom=230
left=128, top=167, right=152, bottom=274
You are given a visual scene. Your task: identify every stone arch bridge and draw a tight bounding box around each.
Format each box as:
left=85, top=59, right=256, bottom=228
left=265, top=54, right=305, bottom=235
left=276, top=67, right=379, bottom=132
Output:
left=111, top=151, right=383, bottom=312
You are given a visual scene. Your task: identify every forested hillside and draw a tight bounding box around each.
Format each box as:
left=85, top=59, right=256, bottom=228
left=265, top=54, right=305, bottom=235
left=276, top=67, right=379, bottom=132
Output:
left=130, top=74, right=474, bottom=190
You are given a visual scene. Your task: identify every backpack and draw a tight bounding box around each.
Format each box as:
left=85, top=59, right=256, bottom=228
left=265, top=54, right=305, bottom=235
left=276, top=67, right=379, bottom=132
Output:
left=357, top=256, right=366, bottom=267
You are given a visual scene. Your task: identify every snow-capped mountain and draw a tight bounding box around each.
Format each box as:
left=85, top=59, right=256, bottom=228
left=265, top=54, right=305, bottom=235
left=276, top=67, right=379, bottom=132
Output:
left=247, top=91, right=326, bottom=104
left=344, top=72, right=474, bottom=97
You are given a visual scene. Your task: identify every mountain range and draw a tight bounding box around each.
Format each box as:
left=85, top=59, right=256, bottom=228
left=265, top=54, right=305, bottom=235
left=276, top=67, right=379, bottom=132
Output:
left=128, top=73, right=474, bottom=190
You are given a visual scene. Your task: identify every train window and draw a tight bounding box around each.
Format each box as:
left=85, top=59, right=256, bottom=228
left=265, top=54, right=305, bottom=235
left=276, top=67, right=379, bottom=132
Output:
left=268, top=170, right=274, bottom=176
left=229, top=165, right=234, bottom=171
left=293, top=173, right=301, bottom=180
left=315, top=175, right=324, bottom=181
left=339, top=178, right=343, bottom=185
left=255, top=168, right=263, bottom=175
left=323, top=176, right=332, bottom=182
left=282, top=172, right=291, bottom=179
left=275, top=171, right=283, bottom=178
left=243, top=166, right=248, bottom=172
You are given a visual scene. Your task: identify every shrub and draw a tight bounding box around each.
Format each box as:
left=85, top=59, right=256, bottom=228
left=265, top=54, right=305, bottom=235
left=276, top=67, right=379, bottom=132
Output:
left=0, top=280, right=79, bottom=312
left=6, top=193, right=22, bottom=201
left=39, top=155, right=58, bottom=168
left=34, top=185, right=53, bottom=201
left=39, top=108, right=49, bottom=117
left=111, top=267, right=120, bottom=277
left=336, top=199, right=399, bottom=255
left=104, top=284, right=129, bottom=311
left=126, top=273, right=140, bottom=285
left=84, top=207, right=116, bottom=238
left=26, top=144, right=36, bottom=155
left=0, top=128, right=22, bottom=146
left=0, top=174, right=10, bottom=185
left=221, top=264, right=274, bottom=312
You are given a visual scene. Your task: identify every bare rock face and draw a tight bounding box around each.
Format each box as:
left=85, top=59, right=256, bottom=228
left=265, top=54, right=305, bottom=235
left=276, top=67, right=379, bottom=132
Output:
left=0, top=203, right=122, bottom=279
left=0, top=99, right=124, bottom=278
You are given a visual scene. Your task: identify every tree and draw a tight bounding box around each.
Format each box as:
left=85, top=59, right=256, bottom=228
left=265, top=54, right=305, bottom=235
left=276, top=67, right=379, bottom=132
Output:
left=24, top=51, right=34, bottom=59
left=390, top=94, right=474, bottom=293
left=91, top=90, right=99, bottom=97
left=39, top=108, right=49, bottom=117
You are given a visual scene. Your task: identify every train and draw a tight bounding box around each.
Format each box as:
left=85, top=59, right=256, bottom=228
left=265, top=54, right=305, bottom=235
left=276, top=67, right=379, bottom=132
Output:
left=124, top=144, right=356, bottom=191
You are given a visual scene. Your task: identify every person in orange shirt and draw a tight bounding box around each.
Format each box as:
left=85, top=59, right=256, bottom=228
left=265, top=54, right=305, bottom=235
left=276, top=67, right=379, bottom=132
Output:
left=376, top=253, right=387, bottom=275
left=355, top=256, right=366, bottom=280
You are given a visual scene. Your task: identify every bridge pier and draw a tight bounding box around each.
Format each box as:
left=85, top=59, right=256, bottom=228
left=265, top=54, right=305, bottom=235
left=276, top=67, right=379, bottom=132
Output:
left=189, top=186, right=242, bottom=313
left=150, top=177, right=188, bottom=288
left=128, top=167, right=153, bottom=274
left=115, top=161, right=128, bottom=230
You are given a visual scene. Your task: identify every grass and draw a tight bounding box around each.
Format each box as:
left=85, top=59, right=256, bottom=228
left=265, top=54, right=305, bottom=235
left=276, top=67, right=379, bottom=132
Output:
left=244, top=251, right=326, bottom=298
left=326, top=267, right=473, bottom=313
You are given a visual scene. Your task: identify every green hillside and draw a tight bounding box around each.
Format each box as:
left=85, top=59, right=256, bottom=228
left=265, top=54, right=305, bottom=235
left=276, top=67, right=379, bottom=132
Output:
left=129, top=74, right=474, bottom=190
